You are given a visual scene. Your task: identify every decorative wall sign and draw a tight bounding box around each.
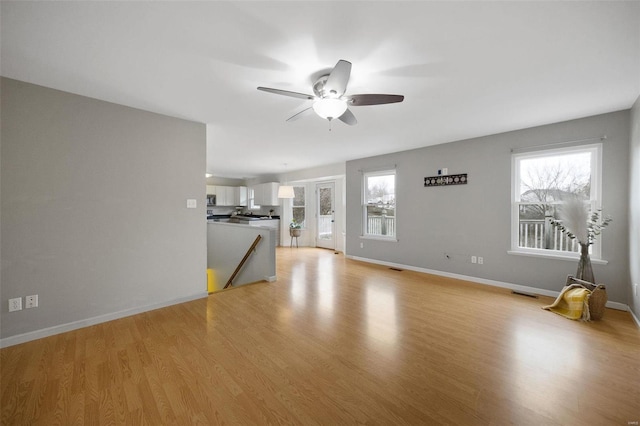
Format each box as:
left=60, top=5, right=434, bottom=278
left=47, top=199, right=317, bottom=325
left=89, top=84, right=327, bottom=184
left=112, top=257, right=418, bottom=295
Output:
left=424, top=173, right=468, bottom=187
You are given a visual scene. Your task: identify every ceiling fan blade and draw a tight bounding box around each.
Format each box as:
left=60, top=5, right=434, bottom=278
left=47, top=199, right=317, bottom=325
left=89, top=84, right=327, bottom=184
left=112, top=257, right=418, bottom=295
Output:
left=348, top=94, right=404, bottom=106
left=324, top=60, right=352, bottom=97
left=338, top=108, right=357, bottom=126
left=286, top=107, right=313, bottom=122
left=257, top=87, right=314, bottom=100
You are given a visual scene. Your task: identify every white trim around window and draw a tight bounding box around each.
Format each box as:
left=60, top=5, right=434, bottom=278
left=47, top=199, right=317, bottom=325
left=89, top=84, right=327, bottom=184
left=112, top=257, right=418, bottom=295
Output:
left=362, top=168, right=397, bottom=241
left=510, top=143, right=605, bottom=260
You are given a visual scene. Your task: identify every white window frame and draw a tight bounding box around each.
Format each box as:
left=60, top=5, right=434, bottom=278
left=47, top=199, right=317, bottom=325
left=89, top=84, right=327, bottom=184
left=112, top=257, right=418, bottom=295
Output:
left=292, top=185, right=306, bottom=228
left=510, top=143, right=604, bottom=260
left=362, top=169, right=397, bottom=241
left=248, top=187, right=260, bottom=210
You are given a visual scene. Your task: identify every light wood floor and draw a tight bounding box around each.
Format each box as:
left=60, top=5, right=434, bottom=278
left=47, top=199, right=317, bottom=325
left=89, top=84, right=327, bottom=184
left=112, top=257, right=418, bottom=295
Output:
left=2, top=248, right=639, bottom=425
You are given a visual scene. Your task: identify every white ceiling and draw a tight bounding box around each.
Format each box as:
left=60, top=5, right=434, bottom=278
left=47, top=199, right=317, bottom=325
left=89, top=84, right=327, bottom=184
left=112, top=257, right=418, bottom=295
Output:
left=2, top=1, right=639, bottom=179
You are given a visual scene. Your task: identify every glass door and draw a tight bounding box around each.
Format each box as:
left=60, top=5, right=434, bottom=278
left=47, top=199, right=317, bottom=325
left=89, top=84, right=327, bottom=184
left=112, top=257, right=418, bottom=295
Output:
left=316, top=182, right=335, bottom=250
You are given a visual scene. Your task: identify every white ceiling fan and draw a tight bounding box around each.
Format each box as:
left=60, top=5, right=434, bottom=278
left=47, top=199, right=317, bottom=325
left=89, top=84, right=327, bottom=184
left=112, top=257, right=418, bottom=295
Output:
left=257, top=60, right=404, bottom=126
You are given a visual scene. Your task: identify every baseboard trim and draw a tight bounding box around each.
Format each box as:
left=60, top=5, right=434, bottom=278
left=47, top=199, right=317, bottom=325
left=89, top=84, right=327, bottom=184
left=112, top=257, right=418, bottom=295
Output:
left=346, top=255, right=630, bottom=312
left=630, top=309, right=640, bottom=328
left=0, top=292, right=208, bottom=349
left=265, top=275, right=277, bottom=282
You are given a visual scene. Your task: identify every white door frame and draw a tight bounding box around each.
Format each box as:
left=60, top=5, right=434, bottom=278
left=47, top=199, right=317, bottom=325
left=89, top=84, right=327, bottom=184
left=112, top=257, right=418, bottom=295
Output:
left=316, top=181, right=336, bottom=250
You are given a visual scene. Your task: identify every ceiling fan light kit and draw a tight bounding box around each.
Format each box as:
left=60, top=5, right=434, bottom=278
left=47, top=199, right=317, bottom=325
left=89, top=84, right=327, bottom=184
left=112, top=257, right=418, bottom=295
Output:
left=312, top=98, right=348, bottom=120
left=258, top=59, right=404, bottom=126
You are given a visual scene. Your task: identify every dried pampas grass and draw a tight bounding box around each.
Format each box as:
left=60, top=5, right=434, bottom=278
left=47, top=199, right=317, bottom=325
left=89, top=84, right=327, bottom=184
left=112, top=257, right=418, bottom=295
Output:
left=559, top=198, right=590, bottom=244
left=550, top=197, right=612, bottom=246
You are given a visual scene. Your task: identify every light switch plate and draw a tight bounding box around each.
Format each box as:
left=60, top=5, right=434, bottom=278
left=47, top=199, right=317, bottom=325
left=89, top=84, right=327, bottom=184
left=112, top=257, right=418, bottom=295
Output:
left=186, top=199, right=197, bottom=209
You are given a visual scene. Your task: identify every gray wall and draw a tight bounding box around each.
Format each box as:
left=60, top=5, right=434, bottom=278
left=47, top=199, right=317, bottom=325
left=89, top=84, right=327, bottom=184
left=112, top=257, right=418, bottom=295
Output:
left=1, top=78, right=207, bottom=342
left=630, top=96, right=640, bottom=318
left=346, top=111, right=631, bottom=304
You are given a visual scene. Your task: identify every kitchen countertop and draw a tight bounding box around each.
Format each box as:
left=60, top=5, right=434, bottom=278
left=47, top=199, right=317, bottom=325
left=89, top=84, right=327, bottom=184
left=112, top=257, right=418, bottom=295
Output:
left=208, top=217, right=280, bottom=224
left=207, top=214, right=280, bottom=221
left=207, top=220, right=278, bottom=229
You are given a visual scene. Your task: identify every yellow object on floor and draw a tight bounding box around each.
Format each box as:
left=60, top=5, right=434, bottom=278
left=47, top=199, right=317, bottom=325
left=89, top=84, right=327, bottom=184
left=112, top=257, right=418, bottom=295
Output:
left=207, top=268, right=220, bottom=293
left=543, top=283, right=591, bottom=321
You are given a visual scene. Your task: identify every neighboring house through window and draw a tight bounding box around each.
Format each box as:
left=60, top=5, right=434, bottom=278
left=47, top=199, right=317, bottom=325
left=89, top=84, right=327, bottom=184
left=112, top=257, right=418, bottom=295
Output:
left=363, top=169, right=396, bottom=239
left=292, top=186, right=306, bottom=227
left=511, top=143, right=603, bottom=258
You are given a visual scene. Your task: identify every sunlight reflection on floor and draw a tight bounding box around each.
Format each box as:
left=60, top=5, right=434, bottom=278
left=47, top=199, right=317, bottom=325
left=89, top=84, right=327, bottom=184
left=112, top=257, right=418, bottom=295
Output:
left=290, top=263, right=307, bottom=309
left=317, top=256, right=335, bottom=320
left=510, top=320, right=586, bottom=411
left=365, top=285, right=398, bottom=351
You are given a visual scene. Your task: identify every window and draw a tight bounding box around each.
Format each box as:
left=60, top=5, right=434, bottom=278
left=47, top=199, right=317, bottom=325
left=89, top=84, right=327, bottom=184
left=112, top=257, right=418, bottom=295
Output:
left=363, top=170, right=396, bottom=239
left=292, top=186, right=306, bottom=227
left=511, top=144, right=602, bottom=258
left=248, top=187, right=260, bottom=210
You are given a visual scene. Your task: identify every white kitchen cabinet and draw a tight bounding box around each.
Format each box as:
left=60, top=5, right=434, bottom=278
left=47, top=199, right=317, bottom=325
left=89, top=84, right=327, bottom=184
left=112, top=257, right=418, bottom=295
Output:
left=214, top=186, right=226, bottom=205
left=253, top=182, right=280, bottom=206
left=208, top=185, right=247, bottom=206
left=264, top=182, right=280, bottom=206
left=215, top=186, right=233, bottom=206
left=237, top=186, right=247, bottom=206
left=223, top=186, right=235, bottom=205
left=226, top=186, right=247, bottom=206
left=254, top=184, right=265, bottom=205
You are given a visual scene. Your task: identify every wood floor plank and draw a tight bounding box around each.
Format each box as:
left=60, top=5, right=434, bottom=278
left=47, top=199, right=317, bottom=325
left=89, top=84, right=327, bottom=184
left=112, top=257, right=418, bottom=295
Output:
left=2, top=247, right=639, bottom=424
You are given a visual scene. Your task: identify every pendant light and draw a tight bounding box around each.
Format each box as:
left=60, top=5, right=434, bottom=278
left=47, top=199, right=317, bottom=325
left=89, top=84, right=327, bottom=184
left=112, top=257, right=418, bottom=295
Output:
left=277, top=185, right=295, bottom=198
left=278, top=163, right=295, bottom=199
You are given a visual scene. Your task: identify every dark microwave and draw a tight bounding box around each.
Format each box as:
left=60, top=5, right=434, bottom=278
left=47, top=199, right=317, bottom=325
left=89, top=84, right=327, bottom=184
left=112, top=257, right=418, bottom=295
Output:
left=206, top=195, right=216, bottom=206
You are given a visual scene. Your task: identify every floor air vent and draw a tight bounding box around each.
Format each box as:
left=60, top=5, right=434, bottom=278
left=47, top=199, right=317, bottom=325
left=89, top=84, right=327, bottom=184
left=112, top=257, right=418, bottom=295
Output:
left=511, top=290, right=538, bottom=299
left=389, top=267, right=403, bottom=272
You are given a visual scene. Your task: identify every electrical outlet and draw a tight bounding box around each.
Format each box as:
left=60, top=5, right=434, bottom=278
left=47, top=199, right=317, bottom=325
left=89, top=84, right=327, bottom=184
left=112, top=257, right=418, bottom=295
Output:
left=26, top=295, right=38, bottom=309
left=186, top=199, right=197, bottom=209
left=8, top=297, right=22, bottom=312
left=635, top=283, right=638, bottom=297
left=360, top=242, right=364, bottom=249
left=471, top=256, right=477, bottom=264
left=478, top=257, right=484, bottom=265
